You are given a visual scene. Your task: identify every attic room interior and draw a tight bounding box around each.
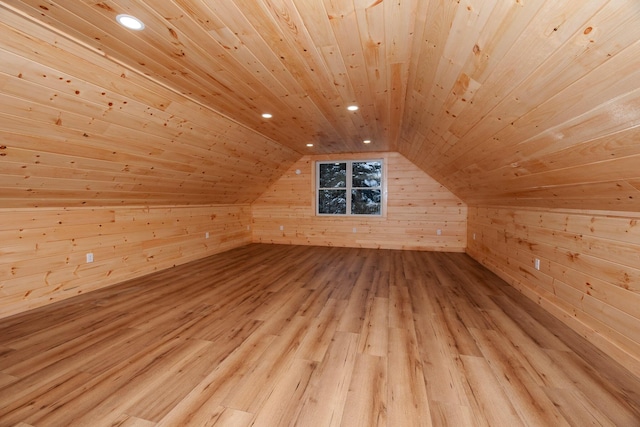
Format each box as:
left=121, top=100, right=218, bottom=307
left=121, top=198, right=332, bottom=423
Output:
left=1, top=0, right=640, bottom=425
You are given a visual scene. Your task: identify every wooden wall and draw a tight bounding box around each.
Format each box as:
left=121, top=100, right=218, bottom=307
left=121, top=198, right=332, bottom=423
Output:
left=0, top=205, right=250, bottom=319
left=398, top=1, right=640, bottom=213
left=252, top=152, right=466, bottom=251
left=0, top=6, right=300, bottom=208
left=467, top=206, right=640, bottom=377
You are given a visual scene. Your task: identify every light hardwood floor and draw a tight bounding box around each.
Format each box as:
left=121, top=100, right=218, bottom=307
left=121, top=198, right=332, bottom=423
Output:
left=0, top=244, right=639, bottom=426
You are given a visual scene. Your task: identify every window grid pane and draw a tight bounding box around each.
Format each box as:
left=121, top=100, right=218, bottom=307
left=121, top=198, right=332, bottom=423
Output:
left=352, top=161, right=382, bottom=188
left=319, top=163, right=347, bottom=188
left=351, top=189, right=381, bottom=215
left=318, top=189, right=347, bottom=214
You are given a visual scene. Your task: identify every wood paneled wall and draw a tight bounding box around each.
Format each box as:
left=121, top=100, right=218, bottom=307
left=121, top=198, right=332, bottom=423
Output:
left=467, top=206, right=640, bottom=378
left=252, top=152, right=466, bottom=251
left=0, top=205, right=250, bottom=319
left=399, top=1, right=640, bottom=213
left=0, top=7, right=299, bottom=208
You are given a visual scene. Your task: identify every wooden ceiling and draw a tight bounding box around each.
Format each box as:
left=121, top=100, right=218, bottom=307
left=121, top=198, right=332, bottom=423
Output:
left=2, top=0, right=640, bottom=210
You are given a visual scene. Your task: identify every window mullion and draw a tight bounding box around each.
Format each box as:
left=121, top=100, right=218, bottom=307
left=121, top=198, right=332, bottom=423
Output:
left=346, top=160, right=352, bottom=215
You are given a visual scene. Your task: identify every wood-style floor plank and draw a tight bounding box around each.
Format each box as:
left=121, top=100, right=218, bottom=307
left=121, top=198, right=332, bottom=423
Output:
left=340, top=353, right=387, bottom=427
left=457, top=355, right=523, bottom=426
left=1, top=244, right=639, bottom=426
left=249, top=358, right=317, bottom=427
left=387, top=326, right=432, bottom=427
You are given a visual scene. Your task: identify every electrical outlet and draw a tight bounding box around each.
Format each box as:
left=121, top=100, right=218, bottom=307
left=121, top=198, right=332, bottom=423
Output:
left=534, top=258, right=541, bottom=270
left=436, top=229, right=442, bottom=236
left=279, top=225, right=284, bottom=231
left=247, top=225, right=251, bottom=231
left=352, top=227, right=357, bottom=233
left=205, top=232, right=210, bottom=239
left=86, top=253, right=94, bottom=263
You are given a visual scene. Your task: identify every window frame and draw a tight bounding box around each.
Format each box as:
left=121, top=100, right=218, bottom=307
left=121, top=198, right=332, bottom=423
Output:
left=315, top=159, right=385, bottom=217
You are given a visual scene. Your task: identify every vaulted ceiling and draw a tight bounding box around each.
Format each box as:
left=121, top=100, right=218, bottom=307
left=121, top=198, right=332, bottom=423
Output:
left=2, top=0, right=640, bottom=210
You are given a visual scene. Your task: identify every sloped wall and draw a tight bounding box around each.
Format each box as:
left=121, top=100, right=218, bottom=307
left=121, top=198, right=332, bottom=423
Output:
left=252, top=152, right=467, bottom=251
left=0, top=8, right=299, bottom=209
left=0, top=205, right=250, bottom=319
left=467, top=206, right=640, bottom=378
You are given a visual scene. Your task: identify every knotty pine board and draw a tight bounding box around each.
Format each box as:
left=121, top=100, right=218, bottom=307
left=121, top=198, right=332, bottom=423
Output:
left=252, top=152, right=466, bottom=251
left=467, top=205, right=640, bottom=378
left=0, top=205, right=251, bottom=319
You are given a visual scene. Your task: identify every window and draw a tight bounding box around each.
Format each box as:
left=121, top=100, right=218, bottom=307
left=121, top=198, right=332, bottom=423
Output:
left=316, top=160, right=383, bottom=216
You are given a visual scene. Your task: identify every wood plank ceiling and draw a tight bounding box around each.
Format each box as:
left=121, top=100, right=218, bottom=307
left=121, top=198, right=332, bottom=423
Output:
left=1, top=0, right=640, bottom=210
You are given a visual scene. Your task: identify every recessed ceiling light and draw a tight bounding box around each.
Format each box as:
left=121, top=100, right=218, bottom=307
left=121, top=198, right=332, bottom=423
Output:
left=306, top=143, right=314, bottom=147
left=261, top=113, right=273, bottom=119
left=347, top=105, right=359, bottom=111
left=363, top=139, right=371, bottom=144
left=116, top=14, right=145, bottom=30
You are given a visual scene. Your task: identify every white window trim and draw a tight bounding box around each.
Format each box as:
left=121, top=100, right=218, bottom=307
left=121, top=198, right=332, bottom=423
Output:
left=315, top=159, right=385, bottom=217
